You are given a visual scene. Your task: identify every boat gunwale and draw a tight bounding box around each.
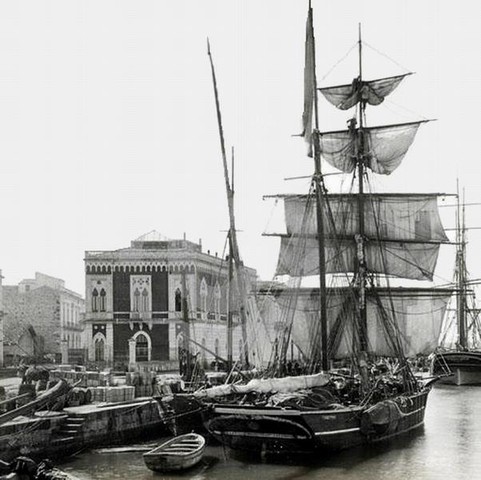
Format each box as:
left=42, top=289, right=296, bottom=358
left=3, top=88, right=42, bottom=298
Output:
left=143, top=434, right=205, bottom=457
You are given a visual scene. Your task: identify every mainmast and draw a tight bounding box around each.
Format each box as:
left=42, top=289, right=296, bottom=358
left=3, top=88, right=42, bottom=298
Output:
left=356, top=24, right=368, bottom=352
left=457, top=183, right=467, bottom=348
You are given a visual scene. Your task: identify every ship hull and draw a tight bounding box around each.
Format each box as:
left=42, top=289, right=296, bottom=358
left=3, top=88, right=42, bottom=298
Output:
left=205, top=389, right=429, bottom=454
left=431, top=351, right=481, bottom=385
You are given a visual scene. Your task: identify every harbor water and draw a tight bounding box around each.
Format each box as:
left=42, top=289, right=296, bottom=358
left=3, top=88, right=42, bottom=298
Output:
left=58, top=384, right=481, bottom=480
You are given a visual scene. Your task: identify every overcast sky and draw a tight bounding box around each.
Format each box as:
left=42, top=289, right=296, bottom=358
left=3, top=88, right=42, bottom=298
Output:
left=0, top=0, right=479, bottom=296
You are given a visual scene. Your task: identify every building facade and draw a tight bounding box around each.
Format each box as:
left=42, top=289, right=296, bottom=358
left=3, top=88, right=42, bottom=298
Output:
left=84, top=232, right=256, bottom=370
left=3, top=272, right=85, bottom=365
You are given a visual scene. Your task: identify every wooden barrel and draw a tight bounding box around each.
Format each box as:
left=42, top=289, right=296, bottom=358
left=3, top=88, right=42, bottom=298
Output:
left=77, top=388, right=86, bottom=405
left=85, top=388, right=93, bottom=404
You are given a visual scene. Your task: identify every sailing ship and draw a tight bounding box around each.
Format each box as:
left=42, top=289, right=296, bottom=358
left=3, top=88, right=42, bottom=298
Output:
left=197, top=3, right=453, bottom=454
left=431, top=189, right=481, bottom=385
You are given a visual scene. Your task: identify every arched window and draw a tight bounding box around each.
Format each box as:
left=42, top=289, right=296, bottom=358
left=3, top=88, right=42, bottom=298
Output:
left=175, top=288, right=182, bottom=312
left=99, top=289, right=106, bottom=312
left=135, top=333, right=149, bottom=362
left=200, top=278, right=208, bottom=319
left=214, top=282, right=221, bottom=320
left=95, top=337, right=105, bottom=362
left=141, top=288, right=149, bottom=312
left=92, top=289, right=99, bottom=312
left=133, top=288, right=140, bottom=312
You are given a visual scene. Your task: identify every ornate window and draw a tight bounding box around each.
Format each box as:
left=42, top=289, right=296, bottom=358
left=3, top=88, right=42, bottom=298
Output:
left=141, top=288, right=149, bottom=311
left=133, top=288, right=141, bottom=312
left=214, top=282, right=221, bottom=320
left=175, top=288, right=182, bottom=312
left=99, top=289, right=106, bottom=312
left=95, top=336, right=105, bottom=362
left=92, top=289, right=99, bottom=312
left=135, top=333, right=149, bottom=362
left=200, top=278, right=208, bottom=319
left=130, top=276, right=152, bottom=314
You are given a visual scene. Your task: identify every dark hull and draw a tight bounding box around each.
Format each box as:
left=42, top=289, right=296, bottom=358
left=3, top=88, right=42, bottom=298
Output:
left=205, top=389, right=429, bottom=454
left=431, top=351, right=481, bottom=385
left=157, top=394, right=207, bottom=435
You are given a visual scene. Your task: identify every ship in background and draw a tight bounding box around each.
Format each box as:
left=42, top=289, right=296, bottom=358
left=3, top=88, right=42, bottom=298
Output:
left=431, top=187, right=481, bottom=385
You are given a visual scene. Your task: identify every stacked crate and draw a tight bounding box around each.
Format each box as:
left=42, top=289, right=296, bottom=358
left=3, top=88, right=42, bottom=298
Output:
left=50, top=370, right=112, bottom=388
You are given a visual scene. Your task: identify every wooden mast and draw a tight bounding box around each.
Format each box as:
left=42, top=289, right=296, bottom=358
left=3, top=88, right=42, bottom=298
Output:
left=356, top=23, right=368, bottom=352
left=226, top=148, right=235, bottom=371
left=207, top=40, right=250, bottom=367
left=181, top=267, right=192, bottom=380
left=308, top=2, right=329, bottom=372
left=457, top=182, right=467, bottom=348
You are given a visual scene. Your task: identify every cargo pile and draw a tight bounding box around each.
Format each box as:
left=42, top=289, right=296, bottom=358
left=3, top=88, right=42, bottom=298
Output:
left=50, top=369, right=112, bottom=388
left=90, top=386, right=135, bottom=403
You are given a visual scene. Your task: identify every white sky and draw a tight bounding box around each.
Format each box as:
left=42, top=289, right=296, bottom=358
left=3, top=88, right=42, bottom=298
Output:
left=0, top=0, right=480, bottom=296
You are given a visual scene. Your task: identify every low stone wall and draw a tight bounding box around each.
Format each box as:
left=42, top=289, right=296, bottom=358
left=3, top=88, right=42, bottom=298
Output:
left=0, top=400, right=167, bottom=462
left=66, top=399, right=166, bottom=446
left=0, top=412, right=67, bottom=462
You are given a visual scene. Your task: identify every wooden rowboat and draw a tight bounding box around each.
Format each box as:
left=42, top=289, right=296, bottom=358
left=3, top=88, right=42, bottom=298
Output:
left=143, top=433, right=205, bottom=472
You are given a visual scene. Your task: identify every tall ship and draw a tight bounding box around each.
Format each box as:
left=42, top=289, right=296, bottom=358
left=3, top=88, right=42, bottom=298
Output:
left=431, top=189, right=481, bottom=385
left=175, top=3, right=453, bottom=455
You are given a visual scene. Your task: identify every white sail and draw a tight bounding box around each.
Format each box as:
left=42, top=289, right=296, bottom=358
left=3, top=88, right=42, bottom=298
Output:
left=319, top=121, right=427, bottom=175
left=284, top=194, right=448, bottom=242
left=276, top=236, right=441, bottom=280
left=319, top=74, right=411, bottom=110
left=265, top=288, right=451, bottom=358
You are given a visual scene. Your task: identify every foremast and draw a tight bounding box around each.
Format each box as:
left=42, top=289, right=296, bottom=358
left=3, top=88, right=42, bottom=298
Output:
left=304, top=3, right=329, bottom=372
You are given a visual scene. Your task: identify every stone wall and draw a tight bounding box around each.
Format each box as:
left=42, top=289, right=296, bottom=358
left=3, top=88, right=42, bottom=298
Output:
left=3, top=286, right=61, bottom=361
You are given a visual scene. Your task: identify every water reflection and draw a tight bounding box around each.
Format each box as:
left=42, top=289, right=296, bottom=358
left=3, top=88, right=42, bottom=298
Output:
left=61, top=386, right=481, bottom=480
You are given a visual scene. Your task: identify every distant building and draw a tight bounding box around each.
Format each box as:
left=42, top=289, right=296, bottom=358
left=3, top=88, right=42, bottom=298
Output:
left=84, top=231, right=257, bottom=370
left=3, top=272, right=85, bottom=365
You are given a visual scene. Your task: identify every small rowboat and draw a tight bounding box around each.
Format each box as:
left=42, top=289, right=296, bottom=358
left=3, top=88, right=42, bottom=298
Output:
left=143, top=433, right=206, bottom=472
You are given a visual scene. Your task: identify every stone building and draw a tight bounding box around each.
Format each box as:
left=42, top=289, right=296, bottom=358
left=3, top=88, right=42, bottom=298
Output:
left=84, top=231, right=257, bottom=370
left=3, top=272, right=85, bottom=365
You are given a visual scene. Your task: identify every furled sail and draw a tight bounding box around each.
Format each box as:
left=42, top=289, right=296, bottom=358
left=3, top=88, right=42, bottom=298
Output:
left=319, top=74, right=411, bottom=111
left=301, top=6, right=315, bottom=155
left=319, top=121, right=427, bottom=175
left=268, top=287, right=451, bottom=358
left=273, top=193, right=448, bottom=280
